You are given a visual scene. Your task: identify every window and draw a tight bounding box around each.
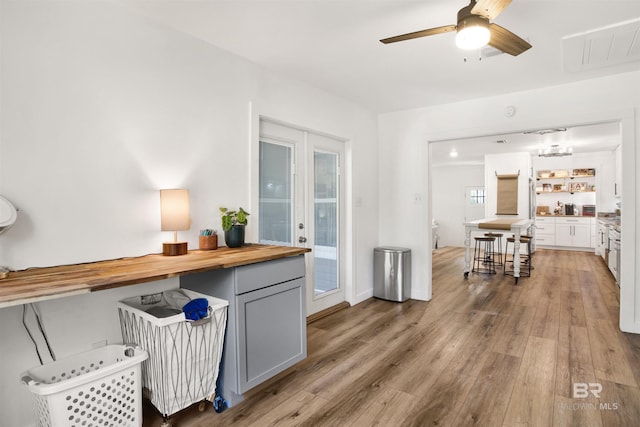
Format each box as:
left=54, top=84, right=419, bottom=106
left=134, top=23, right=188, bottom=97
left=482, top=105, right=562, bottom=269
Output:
left=470, top=188, right=485, bottom=205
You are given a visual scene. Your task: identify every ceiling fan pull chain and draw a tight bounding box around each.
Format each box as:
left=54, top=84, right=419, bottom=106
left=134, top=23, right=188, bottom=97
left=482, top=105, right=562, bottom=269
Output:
left=462, top=49, right=483, bottom=63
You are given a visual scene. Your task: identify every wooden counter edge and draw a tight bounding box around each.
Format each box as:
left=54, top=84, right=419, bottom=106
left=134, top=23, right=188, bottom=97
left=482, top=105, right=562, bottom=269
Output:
left=0, top=245, right=311, bottom=308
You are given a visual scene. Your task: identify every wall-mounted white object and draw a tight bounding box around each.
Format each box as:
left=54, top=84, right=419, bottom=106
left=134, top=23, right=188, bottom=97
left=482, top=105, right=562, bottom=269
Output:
left=0, top=195, right=18, bottom=236
left=504, top=105, right=516, bottom=117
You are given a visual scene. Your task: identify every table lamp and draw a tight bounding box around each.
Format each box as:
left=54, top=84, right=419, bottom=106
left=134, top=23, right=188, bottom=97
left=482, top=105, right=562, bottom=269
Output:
left=160, top=189, right=190, bottom=256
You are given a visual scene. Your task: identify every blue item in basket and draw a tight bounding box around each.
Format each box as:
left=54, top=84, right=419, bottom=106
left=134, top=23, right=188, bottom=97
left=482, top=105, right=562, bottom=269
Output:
left=183, top=298, right=209, bottom=321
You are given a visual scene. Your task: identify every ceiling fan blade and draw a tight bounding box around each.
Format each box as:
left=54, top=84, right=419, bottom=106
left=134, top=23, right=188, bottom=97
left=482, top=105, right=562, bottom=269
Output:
left=471, top=0, right=512, bottom=20
left=488, top=23, right=532, bottom=56
left=380, top=25, right=456, bottom=44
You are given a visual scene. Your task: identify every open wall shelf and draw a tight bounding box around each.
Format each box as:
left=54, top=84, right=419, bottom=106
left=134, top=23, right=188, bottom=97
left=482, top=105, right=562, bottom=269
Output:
left=536, top=168, right=596, bottom=194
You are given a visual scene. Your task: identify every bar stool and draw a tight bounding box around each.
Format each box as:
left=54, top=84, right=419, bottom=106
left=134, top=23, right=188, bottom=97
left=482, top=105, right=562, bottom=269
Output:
left=504, top=235, right=532, bottom=277
left=472, top=236, right=497, bottom=274
left=484, top=232, right=504, bottom=266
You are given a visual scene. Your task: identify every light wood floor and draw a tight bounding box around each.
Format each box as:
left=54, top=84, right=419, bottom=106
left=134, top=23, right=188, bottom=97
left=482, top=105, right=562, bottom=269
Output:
left=144, top=247, right=640, bottom=426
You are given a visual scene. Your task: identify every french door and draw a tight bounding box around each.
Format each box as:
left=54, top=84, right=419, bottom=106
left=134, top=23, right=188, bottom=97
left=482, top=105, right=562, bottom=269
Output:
left=258, top=120, right=345, bottom=315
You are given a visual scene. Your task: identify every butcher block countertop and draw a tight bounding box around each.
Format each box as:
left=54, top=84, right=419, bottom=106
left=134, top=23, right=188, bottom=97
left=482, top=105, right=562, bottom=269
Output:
left=0, top=244, right=310, bottom=308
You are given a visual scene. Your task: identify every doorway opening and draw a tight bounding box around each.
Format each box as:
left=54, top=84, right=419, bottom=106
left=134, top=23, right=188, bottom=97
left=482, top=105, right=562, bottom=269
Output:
left=427, top=115, right=636, bottom=332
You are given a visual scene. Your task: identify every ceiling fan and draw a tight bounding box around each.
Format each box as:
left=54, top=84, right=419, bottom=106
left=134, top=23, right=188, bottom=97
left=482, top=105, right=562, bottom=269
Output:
left=380, top=0, right=532, bottom=56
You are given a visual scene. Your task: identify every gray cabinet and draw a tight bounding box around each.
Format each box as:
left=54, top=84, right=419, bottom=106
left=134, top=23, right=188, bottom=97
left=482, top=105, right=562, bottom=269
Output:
left=180, top=255, right=306, bottom=406
left=237, top=277, right=304, bottom=391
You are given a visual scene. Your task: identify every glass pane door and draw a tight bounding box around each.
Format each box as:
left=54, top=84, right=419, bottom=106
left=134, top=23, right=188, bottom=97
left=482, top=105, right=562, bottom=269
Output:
left=313, top=151, right=339, bottom=296
left=259, top=141, right=293, bottom=246
left=306, top=135, right=345, bottom=315
left=257, top=118, right=345, bottom=316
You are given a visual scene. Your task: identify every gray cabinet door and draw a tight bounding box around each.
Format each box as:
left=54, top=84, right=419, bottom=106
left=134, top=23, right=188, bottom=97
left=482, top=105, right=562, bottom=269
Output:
left=236, top=277, right=306, bottom=393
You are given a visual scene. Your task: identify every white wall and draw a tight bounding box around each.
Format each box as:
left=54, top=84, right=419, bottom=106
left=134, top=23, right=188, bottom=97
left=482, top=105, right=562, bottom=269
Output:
left=378, top=71, right=638, bottom=335
left=0, top=3, right=378, bottom=426
left=432, top=164, right=484, bottom=247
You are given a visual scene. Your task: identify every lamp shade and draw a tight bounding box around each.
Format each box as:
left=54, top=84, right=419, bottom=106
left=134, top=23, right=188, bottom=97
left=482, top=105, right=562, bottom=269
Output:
left=160, top=189, right=190, bottom=231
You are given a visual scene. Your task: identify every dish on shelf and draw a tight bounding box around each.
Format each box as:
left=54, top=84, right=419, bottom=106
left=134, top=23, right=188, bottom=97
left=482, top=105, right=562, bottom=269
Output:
left=572, top=168, right=596, bottom=176
left=536, top=168, right=596, bottom=179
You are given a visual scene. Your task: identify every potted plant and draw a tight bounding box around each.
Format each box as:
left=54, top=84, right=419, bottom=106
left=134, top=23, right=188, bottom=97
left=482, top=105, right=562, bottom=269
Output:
left=220, top=207, right=250, bottom=248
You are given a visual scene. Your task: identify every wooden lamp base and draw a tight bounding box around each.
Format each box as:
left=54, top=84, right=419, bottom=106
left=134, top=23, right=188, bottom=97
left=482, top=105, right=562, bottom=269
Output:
left=163, top=242, right=188, bottom=256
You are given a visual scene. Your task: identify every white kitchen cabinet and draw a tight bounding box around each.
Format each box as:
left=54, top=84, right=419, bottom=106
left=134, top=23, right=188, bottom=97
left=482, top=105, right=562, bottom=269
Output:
left=573, top=224, right=592, bottom=247
left=556, top=217, right=592, bottom=248
left=555, top=223, right=573, bottom=246
left=596, top=220, right=609, bottom=258
left=608, top=227, right=620, bottom=283
left=614, top=144, right=622, bottom=197
left=534, top=217, right=556, bottom=246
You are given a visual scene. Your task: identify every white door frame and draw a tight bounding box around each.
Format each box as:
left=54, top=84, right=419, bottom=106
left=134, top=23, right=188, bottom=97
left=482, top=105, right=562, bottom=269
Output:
left=250, top=109, right=348, bottom=316
left=425, top=108, right=636, bottom=332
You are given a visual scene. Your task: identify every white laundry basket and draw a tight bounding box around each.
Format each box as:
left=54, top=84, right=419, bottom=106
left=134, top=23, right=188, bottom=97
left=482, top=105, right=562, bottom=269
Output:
left=117, top=289, right=228, bottom=419
left=21, top=345, right=148, bottom=427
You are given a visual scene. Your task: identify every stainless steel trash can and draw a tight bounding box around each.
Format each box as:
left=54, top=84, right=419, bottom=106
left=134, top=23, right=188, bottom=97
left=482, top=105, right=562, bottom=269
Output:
left=374, top=247, right=411, bottom=302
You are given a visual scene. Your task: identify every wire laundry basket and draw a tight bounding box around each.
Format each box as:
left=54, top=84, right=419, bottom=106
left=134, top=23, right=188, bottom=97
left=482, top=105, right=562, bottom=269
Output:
left=117, top=289, right=228, bottom=419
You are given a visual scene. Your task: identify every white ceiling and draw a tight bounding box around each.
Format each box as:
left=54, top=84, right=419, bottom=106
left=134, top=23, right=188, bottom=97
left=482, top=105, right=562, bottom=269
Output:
left=122, top=1, right=637, bottom=164
left=120, top=0, right=640, bottom=165
left=124, top=0, right=640, bottom=114
left=429, top=121, right=621, bottom=167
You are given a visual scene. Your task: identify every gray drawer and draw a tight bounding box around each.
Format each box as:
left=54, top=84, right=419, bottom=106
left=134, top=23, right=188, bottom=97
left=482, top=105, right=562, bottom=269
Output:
left=235, top=255, right=305, bottom=295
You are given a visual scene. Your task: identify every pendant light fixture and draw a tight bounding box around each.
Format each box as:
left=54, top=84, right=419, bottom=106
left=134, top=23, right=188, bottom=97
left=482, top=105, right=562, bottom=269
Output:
left=538, top=145, right=573, bottom=157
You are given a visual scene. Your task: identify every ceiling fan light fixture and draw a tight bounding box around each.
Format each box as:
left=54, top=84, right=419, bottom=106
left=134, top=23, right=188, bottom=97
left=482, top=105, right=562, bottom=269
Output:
left=456, top=16, right=491, bottom=50
left=380, top=0, right=531, bottom=56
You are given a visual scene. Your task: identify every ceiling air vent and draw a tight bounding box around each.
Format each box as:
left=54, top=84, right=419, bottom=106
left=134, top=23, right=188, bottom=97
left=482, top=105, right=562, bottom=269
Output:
left=563, top=18, right=640, bottom=73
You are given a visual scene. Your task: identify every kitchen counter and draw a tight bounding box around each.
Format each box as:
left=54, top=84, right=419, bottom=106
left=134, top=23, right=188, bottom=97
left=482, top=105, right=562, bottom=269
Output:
left=0, top=244, right=310, bottom=308
left=597, top=217, right=621, bottom=226
left=536, top=215, right=594, bottom=218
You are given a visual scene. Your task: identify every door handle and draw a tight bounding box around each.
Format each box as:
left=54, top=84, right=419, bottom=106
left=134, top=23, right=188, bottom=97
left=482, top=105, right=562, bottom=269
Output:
left=299, top=236, right=307, bottom=243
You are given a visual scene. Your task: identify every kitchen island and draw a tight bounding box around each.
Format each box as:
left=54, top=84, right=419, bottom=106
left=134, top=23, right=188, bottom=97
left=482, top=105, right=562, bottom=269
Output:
left=463, top=218, right=532, bottom=283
